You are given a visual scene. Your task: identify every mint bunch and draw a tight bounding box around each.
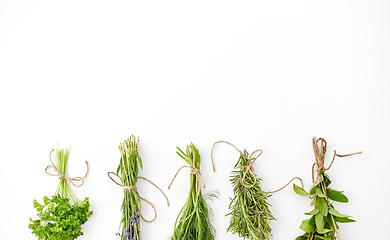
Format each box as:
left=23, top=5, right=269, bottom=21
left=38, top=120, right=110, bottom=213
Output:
left=294, top=169, right=355, bottom=240
left=293, top=137, right=359, bottom=240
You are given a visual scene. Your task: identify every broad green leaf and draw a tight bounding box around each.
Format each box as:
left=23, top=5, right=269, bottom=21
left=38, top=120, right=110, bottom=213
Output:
left=315, top=235, right=333, bottom=240
left=310, top=175, right=324, bottom=195
left=315, top=197, right=328, bottom=217
left=299, top=219, right=315, bottom=233
left=314, top=174, right=324, bottom=188
left=318, top=228, right=333, bottom=234
left=323, top=173, right=332, bottom=186
left=310, top=197, right=315, bottom=206
left=334, top=216, right=356, bottom=223
left=317, top=228, right=333, bottom=234
left=327, top=187, right=348, bottom=203
left=305, top=208, right=319, bottom=215
left=315, top=213, right=325, bottom=231
left=294, top=183, right=308, bottom=196
left=310, top=186, right=317, bottom=196
left=329, top=208, right=350, bottom=218
left=316, top=187, right=326, bottom=198
left=295, top=236, right=308, bottom=240
left=309, top=215, right=316, bottom=225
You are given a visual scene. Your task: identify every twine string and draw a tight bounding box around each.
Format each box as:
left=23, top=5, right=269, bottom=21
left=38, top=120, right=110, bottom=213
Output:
left=211, top=140, right=243, bottom=172
left=45, top=149, right=89, bottom=187
left=107, top=172, right=169, bottom=223
left=266, top=177, right=304, bottom=194
left=168, top=146, right=205, bottom=196
left=309, top=137, right=362, bottom=190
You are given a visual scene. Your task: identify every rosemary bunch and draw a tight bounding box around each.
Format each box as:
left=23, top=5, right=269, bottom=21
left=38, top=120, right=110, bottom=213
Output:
left=169, top=143, right=218, bottom=240
left=29, top=147, right=93, bottom=240
left=226, top=149, right=275, bottom=240
left=116, top=136, right=143, bottom=240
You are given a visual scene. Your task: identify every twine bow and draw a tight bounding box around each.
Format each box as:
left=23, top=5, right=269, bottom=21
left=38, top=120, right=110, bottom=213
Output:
left=241, top=149, right=263, bottom=188
left=168, top=146, right=205, bottom=196
left=310, top=137, right=363, bottom=189
left=45, top=149, right=89, bottom=187
left=211, top=140, right=304, bottom=192
left=107, top=172, right=170, bottom=223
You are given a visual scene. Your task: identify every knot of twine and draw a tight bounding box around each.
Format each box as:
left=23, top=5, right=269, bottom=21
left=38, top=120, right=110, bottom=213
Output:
left=107, top=172, right=169, bottom=223
left=45, top=149, right=89, bottom=187
left=168, top=146, right=205, bottom=196
left=310, top=137, right=363, bottom=188
left=211, top=140, right=304, bottom=193
left=240, top=149, right=263, bottom=188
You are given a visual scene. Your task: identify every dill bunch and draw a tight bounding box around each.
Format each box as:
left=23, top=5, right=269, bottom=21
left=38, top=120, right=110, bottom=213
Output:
left=226, top=149, right=275, bottom=240
left=169, top=143, right=218, bottom=240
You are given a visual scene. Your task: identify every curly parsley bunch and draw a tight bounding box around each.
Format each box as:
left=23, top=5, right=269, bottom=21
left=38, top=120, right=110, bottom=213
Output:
left=29, top=147, right=93, bottom=240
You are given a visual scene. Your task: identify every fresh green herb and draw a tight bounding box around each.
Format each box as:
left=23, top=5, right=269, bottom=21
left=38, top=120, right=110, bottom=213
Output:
left=169, top=143, right=218, bottom=240
left=226, top=149, right=275, bottom=240
left=294, top=137, right=360, bottom=240
left=115, top=136, right=143, bottom=240
left=29, top=147, right=93, bottom=240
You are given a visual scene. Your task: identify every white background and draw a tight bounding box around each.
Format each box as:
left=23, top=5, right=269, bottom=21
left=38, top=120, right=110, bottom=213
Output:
left=0, top=1, right=389, bottom=239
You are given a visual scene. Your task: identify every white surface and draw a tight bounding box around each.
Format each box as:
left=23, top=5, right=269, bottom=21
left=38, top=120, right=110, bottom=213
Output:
left=0, top=1, right=389, bottom=239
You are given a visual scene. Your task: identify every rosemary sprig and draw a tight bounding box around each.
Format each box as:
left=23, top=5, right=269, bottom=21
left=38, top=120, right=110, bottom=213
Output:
left=226, top=149, right=275, bottom=240
left=169, top=143, right=218, bottom=240
left=116, top=136, right=143, bottom=240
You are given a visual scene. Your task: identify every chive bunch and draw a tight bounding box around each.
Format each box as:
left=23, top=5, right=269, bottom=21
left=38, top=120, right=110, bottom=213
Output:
left=29, top=147, right=93, bottom=240
left=169, top=143, right=218, bottom=240
left=226, top=149, right=275, bottom=240
left=116, top=136, right=143, bottom=240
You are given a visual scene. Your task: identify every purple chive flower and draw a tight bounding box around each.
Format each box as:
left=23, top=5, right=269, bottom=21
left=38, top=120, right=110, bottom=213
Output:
left=116, top=233, right=121, bottom=236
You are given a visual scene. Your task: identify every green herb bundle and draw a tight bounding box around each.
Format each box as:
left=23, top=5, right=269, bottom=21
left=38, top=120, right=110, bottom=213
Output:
left=293, top=137, right=361, bottom=240
left=109, top=136, right=169, bottom=240
left=115, top=136, right=143, bottom=240
left=211, top=141, right=304, bottom=240
left=168, top=143, right=218, bottom=240
left=226, top=149, right=275, bottom=240
left=29, top=147, right=93, bottom=240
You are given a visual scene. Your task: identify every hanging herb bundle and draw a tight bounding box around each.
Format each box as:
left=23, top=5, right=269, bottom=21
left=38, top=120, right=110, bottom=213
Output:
left=29, top=146, right=92, bottom=240
left=293, top=137, right=362, bottom=240
left=226, top=149, right=274, bottom=239
left=108, top=136, right=169, bottom=240
left=168, top=142, right=218, bottom=240
left=211, top=141, right=304, bottom=240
